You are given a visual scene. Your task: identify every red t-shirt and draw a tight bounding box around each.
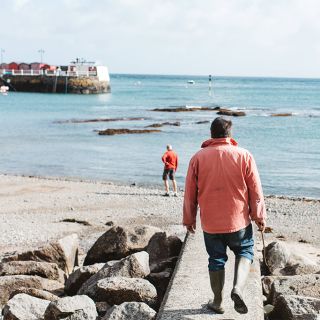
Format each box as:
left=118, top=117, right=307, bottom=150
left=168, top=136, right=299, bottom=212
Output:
left=162, top=150, right=178, bottom=171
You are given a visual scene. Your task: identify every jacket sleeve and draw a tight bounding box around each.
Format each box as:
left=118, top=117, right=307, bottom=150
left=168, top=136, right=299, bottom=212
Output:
left=183, top=158, right=198, bottom=226
left=245, top=154, right=267, bottom=223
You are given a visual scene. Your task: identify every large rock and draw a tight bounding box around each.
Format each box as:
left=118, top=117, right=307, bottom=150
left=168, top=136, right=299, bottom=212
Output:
left=65, top=263, right=105, bottom=295
left=265, top=241, right=320, bottom=275
left=2, top=293, right=50, bottom=320
left=2, top=234, right=79, bottom=274
left=150, top=256, right=178, bottom=273
left=78, top=251, right=150, bottom=297
left=0, top=261, right=65, bottom=282
left=84, top=225, right=160, bottom=265
left=217, top=109, right=246, bottom=116
left=146, top=232, right=182, bottom=265
left=0, top=275, right=63, bottom=308
left=44, top=295, right=97, bottom=320
left=102, top=302, right=156, bottom=320
left=94, top=276, right=157, bottom=306
left=9, top=288, right=59, bottom=302
left=268, top=274, right=320, bottom=304
left=270, top=295, right=320, bottom=320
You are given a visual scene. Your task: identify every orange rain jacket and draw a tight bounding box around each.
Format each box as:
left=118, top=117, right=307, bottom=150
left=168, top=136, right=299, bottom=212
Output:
left=183, top=137, right=266, bottom=233
left=162, top=150, right=178, bottom=171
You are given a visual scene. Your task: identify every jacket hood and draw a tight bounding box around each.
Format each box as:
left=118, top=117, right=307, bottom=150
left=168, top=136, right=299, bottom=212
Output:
left=201, top=137, right=238, bottom=148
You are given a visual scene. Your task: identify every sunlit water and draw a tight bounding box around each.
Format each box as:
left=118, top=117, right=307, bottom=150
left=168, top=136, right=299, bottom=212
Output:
left=0, top=74, right=319, bottom=198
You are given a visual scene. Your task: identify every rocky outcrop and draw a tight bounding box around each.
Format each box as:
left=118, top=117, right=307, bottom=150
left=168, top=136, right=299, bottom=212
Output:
left=102, top=302, right=156, bottom=320
left=0, top=275, right=63, bottom=308
left=152, top=106, right=220, bottom=112
left=97, top=129, right=161, bottom=135
left=84, top=225, right=160, bottom=265
left=217, top=108, right=246, bottom=116
left=2, top=234, right=79, bottom=274
left=65, top=263, right=105, bottom=295
left=0, top=261, right=65, bottom=282
left=146, top=122, right=180, bottom=128
left=94, top=276, right=157, bottom=306
left=44, top=295, right=97, bottom=320
left=2, top=293, right=50, bottom=320
left=195, top=120, right=210, bottom=124
left=271, top=113, right=293, bottom=117
left=270, top=295, right=320, bottom=320
left=78, top=251, right=150, bottom=298
left=56, top=117, right=148, bottom=124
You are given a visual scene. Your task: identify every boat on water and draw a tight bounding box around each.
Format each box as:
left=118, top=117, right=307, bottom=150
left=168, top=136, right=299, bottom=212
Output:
left=0, top=58, right=110, bottom=94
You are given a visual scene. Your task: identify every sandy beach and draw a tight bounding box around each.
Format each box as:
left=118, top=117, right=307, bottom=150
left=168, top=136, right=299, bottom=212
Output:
left=0, top=173, right=319, bottom=259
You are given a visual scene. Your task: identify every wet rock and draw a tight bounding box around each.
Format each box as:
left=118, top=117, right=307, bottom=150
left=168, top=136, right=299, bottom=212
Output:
left=9, top=288, right=59, bottom=302
left=84, top=225, right=161, bottom=265
left=0, top=261, right=65, bottom=282
left=44, top=295, right=97, bottom=320
left=94, top=276, right=157, bottom=306
left=97, top=129, right=161, bottom=135
left=3, top=293, right=50, bottom=320
left=0, top=275, right=63, bottom=308
left=2, top=234, right=79, bottom=274
left=78, top=251, right=150, bottom=297
left=65, top=263, right=105, bottom=295
left=195, top=120, right=210, bottom=124
left=270, top=295, right=320, bottom=320
left=146, top=122, right=180, bottom=128
left=55, top=117, right=149, bottom=124
left=269, top=274, right=320, bottom=304
left=152, top=106, right=220, bottom=112
left=217, top=108, right=246, bottom=116
left=146, top=232, right=182, bottom=265
left=271, top=113, right=293, bottom=117
left=102, top=302, right=156, bottom=320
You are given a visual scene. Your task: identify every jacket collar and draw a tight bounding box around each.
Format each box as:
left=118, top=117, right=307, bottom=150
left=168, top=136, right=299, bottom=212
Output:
left=201, top=137, right=238, bottom=148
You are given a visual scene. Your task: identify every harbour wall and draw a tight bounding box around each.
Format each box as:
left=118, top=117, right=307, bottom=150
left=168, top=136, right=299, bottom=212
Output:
left=0, top=75, right=111, bottom=94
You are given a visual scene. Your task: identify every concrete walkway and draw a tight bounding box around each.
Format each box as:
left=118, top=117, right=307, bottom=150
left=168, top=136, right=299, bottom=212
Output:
left=158, top=229, right=264, bottom=320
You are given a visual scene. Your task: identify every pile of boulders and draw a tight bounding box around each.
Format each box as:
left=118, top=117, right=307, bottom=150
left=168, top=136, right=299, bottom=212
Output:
left=0, top=225, right=182, bottom=319
left=262, top=241, right=320, bottom=319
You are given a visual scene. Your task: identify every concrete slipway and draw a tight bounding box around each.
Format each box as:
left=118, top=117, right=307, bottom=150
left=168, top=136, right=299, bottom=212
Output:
left=157, top=229, right=264, bottom=320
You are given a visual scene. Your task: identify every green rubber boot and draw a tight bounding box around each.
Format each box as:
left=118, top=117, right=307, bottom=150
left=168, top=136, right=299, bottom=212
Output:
left=207, top=269, right=225, bottom=314
left=231, top=257, right=251, bottom=314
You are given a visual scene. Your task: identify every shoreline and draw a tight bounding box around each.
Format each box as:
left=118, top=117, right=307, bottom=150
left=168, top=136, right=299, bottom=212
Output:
left=1, top=172, right=319, bottom=202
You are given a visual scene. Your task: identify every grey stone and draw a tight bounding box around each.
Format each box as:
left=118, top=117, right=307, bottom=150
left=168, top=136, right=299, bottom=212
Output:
left=95, top=301, right=111, bottom=317
left=2, top=234, right=79, bottom=275
left=0, top=261, right=65, bottom=282
left=78, top=251, right=150, bottom=297
left=265, top=241, right=291, bottom=274
left=269, top=274, right=320, bottom=304
left=0, top=275, right=63, bottom=308
left=270, top=295, right=320, bottom=320
left=44, top=295, right=97, bottom=320
left=94, top=276, right=157, bottom=306
left=65, top=263, right=105, bottom=295
left=146, top=232, right=182, bottom=265
left=102, top=302, right=156, bottom=320
left=3, top=293, right=50, bottom=320
left=9, top=288, right=59, bottom=302
left=84, top=225, right=161, bottom=265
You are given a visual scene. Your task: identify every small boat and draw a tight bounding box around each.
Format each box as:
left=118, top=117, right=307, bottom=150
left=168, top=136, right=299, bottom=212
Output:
left=0, top=85, right=9, bottom=95
left=187, top=80, right=195, bottom=84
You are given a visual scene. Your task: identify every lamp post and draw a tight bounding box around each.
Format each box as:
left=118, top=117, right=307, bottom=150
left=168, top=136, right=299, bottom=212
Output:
left=0, top=48, right=5, bottom=64
left=38, top=49, right=45, bottom=63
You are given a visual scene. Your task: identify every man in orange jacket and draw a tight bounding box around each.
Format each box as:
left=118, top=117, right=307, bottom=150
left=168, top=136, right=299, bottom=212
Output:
left=162, top=144, right=178, bottom=196
left=183, top=117, right=266, bottom=314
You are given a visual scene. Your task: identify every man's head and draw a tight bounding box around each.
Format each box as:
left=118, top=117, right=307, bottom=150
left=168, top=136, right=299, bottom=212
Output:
left=210, top=117, right=232, bottom=138
left=167, top=144, right=173, bottom=151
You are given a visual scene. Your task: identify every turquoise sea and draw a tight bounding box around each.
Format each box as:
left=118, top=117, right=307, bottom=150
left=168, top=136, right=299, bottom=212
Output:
left=1, top=74, right=319, bottom=198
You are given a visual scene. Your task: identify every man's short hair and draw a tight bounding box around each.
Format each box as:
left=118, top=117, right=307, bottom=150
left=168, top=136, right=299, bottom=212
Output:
left=167, top=144, right=173, bottom=151
left=210, top=117, right=232, bottom=138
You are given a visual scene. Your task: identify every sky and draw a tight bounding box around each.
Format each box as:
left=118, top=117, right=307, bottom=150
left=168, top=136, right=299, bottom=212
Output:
left=1, top=0, right=320, bottom=77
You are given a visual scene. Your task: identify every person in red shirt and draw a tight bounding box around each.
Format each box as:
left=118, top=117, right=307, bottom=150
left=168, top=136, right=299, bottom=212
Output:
left=162, top=144, right=178, bottom=196
left=183, top=117, right=266, bottom=314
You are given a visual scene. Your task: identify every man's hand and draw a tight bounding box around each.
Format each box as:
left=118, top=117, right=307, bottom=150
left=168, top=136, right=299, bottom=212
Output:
left=255, top=220, right=266, bottom=232
left=186, top=224, right=196, bottom=234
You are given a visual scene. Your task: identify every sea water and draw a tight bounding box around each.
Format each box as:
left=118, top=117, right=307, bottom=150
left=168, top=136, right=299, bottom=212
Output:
left=0, top=74, right=319, bottom=198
